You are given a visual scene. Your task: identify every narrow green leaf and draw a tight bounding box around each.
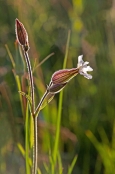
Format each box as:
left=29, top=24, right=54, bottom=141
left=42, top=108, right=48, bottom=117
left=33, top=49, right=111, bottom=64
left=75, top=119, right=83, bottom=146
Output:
left=57, top=152, right=63, bottom=174
left=30, top=114, right=34, bottom=148
left=68, top=155, right=77, bottom=174
left=37, top=168, right=42, bottom=174
left=17, top=143, right=25, bottom=156
left=17, top=143, right=32, bottom=166
left=52, top=30, right=71, bottom=174
left=25, top=101, right=31, bottom=174
left=15, top=75, right=25, bottom=118
left=18, top=91, right=32, bottom=104
left=43, top=162, right=49, bottom=173
left=5, top=44, right=15, bottom=68
left=34, top=52, right=54, bottom=72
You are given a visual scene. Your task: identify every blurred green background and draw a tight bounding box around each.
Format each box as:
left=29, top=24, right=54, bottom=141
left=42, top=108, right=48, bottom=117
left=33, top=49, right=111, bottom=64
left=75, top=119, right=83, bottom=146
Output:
left=0, top=0, right=115, bottom=174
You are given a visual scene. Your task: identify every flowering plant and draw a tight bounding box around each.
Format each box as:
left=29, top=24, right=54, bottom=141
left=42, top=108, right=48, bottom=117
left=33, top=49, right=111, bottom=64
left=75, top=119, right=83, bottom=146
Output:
left=47, top=55, right=93, bottom=94
left=15, top=18, right=93, bottom=174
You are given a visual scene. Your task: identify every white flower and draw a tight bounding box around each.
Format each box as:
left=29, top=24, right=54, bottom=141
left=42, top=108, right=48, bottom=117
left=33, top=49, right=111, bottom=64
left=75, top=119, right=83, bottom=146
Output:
left=77, top=55, right=93, bottom=79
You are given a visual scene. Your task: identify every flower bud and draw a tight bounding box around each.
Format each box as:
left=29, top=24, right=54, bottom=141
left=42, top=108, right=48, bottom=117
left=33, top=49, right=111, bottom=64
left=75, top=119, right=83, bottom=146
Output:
left=47, top=82, right=67, bottom=94
left=15, top=18, right=29, bottom=51
left=51, top=68, right=79, bottom=84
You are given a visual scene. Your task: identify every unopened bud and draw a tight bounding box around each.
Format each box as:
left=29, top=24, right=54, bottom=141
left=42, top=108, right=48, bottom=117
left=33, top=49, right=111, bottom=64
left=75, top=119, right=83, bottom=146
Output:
left=15, top=18, right=29, bottom=51
left=51, top=68, right=79, bottom=84
left=47, top=82, right=67, bottom=94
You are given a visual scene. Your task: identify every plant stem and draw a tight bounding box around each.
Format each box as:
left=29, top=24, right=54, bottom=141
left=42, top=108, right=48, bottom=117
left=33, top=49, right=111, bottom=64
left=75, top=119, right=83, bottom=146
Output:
left=24, top=50, right=50, bottom=174
left=34, top=90, right=49, bottom=116
left=33, top=116, right=38, bottom=174
left=24, top=51, right=35, bottom=114
left=32, top=90, right=49, bottom=174
left=23, top=50, right=37, bottom=174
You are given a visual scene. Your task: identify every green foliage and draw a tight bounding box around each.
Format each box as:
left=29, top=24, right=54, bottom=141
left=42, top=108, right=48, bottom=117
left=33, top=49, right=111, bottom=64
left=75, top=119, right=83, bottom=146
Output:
left=86, top=128, right=115, bottom=174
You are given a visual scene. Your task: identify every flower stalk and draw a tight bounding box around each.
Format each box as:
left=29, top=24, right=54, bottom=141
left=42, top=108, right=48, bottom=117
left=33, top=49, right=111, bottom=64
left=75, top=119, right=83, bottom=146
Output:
left=34, top=90, right=49, bottom=116
left=24, top=51, right=35, bottom=115
left=15, top=19, right=36, bottom=174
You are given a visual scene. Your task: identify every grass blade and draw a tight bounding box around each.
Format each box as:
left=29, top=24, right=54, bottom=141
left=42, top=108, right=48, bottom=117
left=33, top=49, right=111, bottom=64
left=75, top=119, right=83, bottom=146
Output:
left=68, top=155, right=77, bottom=174
left=52, top=30, right=71, bottom=173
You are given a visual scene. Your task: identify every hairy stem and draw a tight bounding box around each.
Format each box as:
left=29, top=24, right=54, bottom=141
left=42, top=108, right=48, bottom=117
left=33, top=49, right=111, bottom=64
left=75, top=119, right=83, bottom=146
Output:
left=24, top=51, right=35, bottom=114
left=32, top=116, right=38, bottom=174
left=33, top=90, right=49, bottom=174
left=24, top=50, right=49, bottom=174
left=34, top=90, right=49, bottom=116
left=23, top=50, right=37, bottom=174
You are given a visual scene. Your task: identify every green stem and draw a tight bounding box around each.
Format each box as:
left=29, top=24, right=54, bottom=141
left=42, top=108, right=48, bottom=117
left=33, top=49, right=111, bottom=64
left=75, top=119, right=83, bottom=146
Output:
left=23, top=50, right=36, bottom=174
left=32, top=116, right=38, bottom=174
left=25, top=103, right=31, bottom=174
left=24, top=51, right=35, bottom=114
left=52, top=30, right=71, bottom=173
left=34, top=90, right=49, bottom=116
left=33, top=90, right=49, bottom=174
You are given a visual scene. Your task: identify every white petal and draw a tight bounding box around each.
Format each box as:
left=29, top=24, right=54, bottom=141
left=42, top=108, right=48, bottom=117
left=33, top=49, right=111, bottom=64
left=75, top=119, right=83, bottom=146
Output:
left=77, top=55, right=93, bottom=79
left=78, top=55, right=84, bottom=67
left=79, top=71, right=85, bottom=76
left=86, top=66, right=93, bottom=72
left=80, top=67, right=87, bottom=73
left=83, top=61, right=89, bottom=66
left=84, top=73, right=92, bottom=79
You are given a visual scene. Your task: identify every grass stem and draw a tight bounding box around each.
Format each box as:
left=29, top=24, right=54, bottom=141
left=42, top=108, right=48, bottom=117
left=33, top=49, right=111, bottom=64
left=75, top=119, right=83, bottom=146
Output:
left=52, top=30, right=71, bottom=173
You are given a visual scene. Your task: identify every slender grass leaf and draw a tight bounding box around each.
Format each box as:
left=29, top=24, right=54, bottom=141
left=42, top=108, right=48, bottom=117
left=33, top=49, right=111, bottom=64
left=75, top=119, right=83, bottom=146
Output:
left=68, top=155, right=77, bottom=174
